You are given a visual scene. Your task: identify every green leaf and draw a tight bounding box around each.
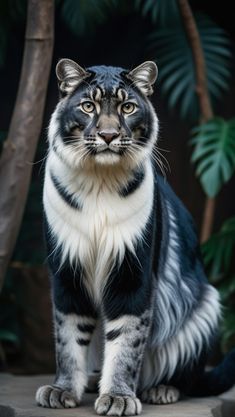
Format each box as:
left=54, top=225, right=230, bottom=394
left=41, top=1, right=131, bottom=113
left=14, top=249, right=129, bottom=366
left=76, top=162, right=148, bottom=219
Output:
left=149, top=14, right=233, bottom=121
left=191, top=118, right=235, bottom=197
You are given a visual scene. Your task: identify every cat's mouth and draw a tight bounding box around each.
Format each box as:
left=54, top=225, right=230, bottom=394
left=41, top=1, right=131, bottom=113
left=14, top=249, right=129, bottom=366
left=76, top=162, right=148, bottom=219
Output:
left=87, top=144, right=126, bottom=155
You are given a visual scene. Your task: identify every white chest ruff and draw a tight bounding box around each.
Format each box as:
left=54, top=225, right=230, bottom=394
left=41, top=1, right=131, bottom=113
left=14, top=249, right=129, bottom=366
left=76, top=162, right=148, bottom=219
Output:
left=43, top=161, right=154, bottom=302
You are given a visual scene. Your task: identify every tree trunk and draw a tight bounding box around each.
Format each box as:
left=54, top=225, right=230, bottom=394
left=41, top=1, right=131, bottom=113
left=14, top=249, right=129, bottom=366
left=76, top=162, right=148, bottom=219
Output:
left=177, top=0, right=215, bottom=243
left=0, top=0, right=54, bottom=291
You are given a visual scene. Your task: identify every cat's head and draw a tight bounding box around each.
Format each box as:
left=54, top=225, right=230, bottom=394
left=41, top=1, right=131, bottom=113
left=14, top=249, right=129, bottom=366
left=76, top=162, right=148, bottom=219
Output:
left=49, top=59, right=158, bottom=169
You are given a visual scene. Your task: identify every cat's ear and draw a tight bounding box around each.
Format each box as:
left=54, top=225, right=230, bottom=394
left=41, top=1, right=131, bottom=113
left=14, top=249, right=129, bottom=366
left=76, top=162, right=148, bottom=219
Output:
left=127, top=61, right=158, bottom=96
left=56, top=59, right=91, bottom=95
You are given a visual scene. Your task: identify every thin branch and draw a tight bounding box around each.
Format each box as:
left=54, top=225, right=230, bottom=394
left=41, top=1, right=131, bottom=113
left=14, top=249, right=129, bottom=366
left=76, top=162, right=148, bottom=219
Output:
left=177, top=0, right=215, bottom=242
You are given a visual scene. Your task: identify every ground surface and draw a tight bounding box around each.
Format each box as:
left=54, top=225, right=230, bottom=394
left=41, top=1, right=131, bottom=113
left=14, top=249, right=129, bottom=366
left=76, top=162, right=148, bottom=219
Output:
left=0, top=374, right=234, bottom=417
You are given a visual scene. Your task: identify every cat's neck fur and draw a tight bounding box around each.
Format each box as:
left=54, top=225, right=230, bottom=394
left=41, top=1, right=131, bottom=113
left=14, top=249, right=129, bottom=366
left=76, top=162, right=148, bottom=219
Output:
left=47, top=147, right=151, bottom=197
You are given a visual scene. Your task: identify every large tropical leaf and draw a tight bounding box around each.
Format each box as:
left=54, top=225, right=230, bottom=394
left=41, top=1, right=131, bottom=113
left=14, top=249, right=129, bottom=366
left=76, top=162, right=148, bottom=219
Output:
left=201, top=216, right=235, bottom=282
left=135, top=0, right=179, bottom=26
left=149, top=14, right=233, bottom=121
left=191, top=118, right=235, bottom=197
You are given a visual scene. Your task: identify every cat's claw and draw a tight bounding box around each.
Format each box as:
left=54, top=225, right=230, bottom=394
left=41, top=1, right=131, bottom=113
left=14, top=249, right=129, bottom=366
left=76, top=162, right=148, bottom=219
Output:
left=141, top=384, right=180, bottom=404
left=95, top=394, right=142, bottom=416
left=35, top=385, right=78, bottom=408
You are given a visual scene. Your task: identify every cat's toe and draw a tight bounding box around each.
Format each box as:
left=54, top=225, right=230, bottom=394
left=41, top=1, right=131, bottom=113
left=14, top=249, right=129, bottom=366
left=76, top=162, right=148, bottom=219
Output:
left=35, top=385, right=78, bottom=408
left=141, top=385, right=180, bottom=405
left=95, top=394, right=142, bottom=416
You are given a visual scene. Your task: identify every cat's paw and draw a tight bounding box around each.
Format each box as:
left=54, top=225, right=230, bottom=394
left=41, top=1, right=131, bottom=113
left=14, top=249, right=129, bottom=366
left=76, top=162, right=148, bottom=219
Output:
left=141, top=385, right=180, bottom=404
left=35, top=385, right=78, bottom=408
left=95, top=394, right=142, bottom=416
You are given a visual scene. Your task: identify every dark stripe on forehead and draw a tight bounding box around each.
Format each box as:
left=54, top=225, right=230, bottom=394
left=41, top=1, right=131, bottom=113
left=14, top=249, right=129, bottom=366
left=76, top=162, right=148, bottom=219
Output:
left=89, top=70, right=127, bottom=98
left=50, top=170, right=82, bottom=210
left=119, top=166, right=145, bottom=198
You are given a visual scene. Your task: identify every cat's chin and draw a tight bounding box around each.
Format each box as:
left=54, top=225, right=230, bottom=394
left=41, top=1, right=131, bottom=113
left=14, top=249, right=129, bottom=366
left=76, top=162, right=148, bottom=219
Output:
left=94, top=151, right=121, bottom=165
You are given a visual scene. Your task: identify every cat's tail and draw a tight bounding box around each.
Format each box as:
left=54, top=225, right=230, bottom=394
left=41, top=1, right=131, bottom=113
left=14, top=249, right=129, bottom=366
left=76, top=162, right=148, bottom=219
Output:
left=188, top=349, right=235, bottom=396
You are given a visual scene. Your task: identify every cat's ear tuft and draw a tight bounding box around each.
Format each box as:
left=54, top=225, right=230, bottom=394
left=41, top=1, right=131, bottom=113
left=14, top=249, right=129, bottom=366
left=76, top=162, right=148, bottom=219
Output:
left=127, top=61, right=158, bottom=96
left=56, top=59, right=91, bottom=95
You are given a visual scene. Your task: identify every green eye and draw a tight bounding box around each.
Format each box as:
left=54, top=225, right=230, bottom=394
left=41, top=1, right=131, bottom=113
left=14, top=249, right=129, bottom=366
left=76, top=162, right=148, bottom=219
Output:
left=81, top=101, right=95, bottom=113
left=121, top=102, right=136, bottom=114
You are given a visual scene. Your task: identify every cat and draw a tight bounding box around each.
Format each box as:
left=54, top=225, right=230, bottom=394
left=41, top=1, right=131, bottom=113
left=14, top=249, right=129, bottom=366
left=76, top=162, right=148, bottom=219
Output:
left=36, top=59, right=235, bottom=415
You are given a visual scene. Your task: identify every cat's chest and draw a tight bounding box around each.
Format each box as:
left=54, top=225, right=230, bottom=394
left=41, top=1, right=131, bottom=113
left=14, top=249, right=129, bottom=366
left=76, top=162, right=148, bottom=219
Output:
left=44, top=164, right=153, bottom=284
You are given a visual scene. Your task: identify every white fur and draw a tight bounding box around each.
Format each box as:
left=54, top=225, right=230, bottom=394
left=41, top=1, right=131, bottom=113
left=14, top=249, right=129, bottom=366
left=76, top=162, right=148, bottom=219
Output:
left=44, top=141, right=154, bottom=303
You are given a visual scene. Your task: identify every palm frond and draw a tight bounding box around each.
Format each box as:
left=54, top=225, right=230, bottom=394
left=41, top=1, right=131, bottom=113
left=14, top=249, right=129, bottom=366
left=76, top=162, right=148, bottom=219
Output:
left=135, top=0, right=179, bottom=26
left=191, top=118, right=235, bottom=197
left=149, top=14, right=233, bottom=121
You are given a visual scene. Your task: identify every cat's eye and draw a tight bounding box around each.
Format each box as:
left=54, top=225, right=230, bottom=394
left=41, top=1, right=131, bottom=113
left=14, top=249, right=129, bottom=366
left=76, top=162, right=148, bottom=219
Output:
left=81, top=101, right=95, bottom=113
left=121, top=102, right=136, bottom=114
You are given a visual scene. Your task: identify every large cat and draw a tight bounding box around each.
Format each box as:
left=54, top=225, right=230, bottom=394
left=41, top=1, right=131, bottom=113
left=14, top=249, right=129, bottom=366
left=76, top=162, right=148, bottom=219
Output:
left=36, top=59, right=235, bottom=415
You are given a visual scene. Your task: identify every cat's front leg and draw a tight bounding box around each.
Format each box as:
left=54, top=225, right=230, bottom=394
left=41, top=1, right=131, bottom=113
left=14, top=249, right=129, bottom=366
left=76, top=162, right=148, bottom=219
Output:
left=36, top=308, right=96, bottom=408
left=95, top=245, right=153, bottom=416
left=95, top=312, right=151, bottom=416
left=35, top=240, right=97, bottom=408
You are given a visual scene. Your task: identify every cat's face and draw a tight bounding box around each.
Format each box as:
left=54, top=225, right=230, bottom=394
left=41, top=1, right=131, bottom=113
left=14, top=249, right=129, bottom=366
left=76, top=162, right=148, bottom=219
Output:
left=50, top=59, right=158, bottom=169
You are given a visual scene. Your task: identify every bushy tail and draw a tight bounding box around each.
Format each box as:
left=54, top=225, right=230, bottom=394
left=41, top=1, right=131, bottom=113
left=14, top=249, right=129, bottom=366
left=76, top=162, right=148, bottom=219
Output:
left=189, top=349, right=235, bottom=397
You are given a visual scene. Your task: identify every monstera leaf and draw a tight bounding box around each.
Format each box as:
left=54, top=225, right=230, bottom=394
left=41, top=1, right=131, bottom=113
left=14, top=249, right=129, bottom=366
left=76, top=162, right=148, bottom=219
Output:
left=149, top=14, right=232, bottom=121
left=202, top=217, right=235, bottom=282
left=191, top=118, right=235, bottom=197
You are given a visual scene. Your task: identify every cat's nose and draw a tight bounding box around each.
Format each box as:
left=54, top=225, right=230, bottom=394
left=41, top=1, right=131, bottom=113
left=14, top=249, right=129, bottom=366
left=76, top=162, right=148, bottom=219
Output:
left=97, top=129, right=119, bottom=144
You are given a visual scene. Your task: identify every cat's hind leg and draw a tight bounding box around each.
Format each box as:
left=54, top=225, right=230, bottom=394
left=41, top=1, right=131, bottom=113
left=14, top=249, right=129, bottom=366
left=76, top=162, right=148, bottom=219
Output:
left=140, top=385, right=180, bottom=405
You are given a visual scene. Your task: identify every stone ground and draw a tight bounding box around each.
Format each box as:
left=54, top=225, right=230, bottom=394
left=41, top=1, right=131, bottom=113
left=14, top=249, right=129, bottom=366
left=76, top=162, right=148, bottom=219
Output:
left=0, top=374, right=234, bottom=417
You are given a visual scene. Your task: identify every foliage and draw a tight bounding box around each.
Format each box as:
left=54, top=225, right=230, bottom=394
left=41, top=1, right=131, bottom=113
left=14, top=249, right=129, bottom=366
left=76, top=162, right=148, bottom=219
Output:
left=135, top=0, right=179, bottom=26
left=59, top=0, right=112, bottom=37
left=191, top=118, right=235, bottom=197
left=149, top=14, right=232, bottom=121
left=0, top=0, right=125, bottom=66
left=202, top=217, right=235, bottom=351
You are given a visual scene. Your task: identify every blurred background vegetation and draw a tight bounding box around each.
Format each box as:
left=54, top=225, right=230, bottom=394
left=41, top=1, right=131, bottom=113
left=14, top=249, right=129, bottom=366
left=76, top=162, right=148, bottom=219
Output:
left=0, top=0, right=234, bottom=373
